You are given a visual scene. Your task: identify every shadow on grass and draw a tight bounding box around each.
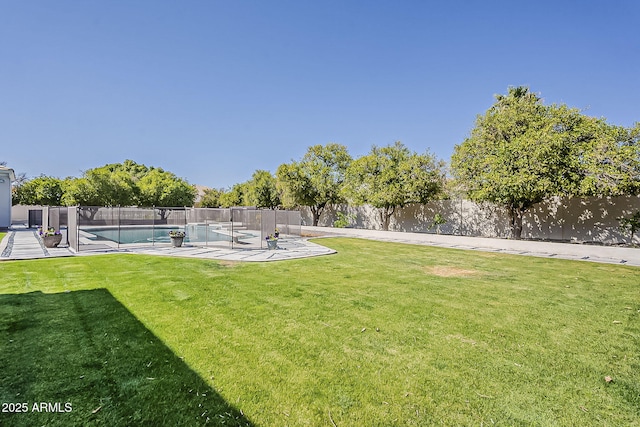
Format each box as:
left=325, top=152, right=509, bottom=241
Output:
left=0, top=289, right=253, bottom=426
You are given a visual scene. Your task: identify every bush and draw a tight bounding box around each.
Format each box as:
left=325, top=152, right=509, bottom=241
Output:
left=333, top=212, right=355, bottom=228
left=619, top=210, right=640, bottom=244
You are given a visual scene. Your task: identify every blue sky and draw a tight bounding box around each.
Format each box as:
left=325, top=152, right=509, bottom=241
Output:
left=2, top=0, right=638, bottom=188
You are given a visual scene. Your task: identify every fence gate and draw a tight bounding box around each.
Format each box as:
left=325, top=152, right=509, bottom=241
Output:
left=28, top=209, right=43, bottom=228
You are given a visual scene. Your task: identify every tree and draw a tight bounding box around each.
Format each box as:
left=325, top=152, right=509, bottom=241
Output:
left=219, top=183, right=248, bottom=208
left=115, top=159, right=151, bottom=179
left=277, top=143, right=352, bottom=226
left=12, top=175, right=65, bottom=206
left=244, top=170, right=281, bottom=209
left=61, top=177, right=99, bottom=207
left=451, top=86, right=637, bottom=239
left=61, top=177, right=103, bottom=219
left=615, top=122, right=640, bottom=194
left=198, top=188, right=224, bottom=208
left=58, top=160, right=197, bottom=221
left=137, top=169, right=196, bottom=207
left=66, top=168, right=138, bottom=207
left=343, top=141, right=444, bottom=231
left=62, top=169, right=139, bottom=220
left=137, top=169, right=196, bottom=219
left=61, top=160, right=196, bottom=209
left=577, top=122, right=640, bottom=196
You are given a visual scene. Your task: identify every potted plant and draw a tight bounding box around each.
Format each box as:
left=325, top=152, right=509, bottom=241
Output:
left=265, top=234, right=278, bottom=250
left=169, top=230, right=186, bottom=247
left=40, top=227, right=63, bottom=248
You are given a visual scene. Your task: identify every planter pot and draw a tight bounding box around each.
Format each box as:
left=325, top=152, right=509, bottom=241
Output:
left=266, top=239, right=278, bottom=250
left=42, top=234, right=63, bottom=248
left=170, top=236, right=184, bottom=247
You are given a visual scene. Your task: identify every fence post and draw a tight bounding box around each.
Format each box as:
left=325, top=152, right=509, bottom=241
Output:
left=459, top=198, right=463, bottom=236
left=152, top=205, right=155, bottom=246
left=76, top=207, right=79, bottom=252
left=117, top=205, right=121, bottom=249
left=231, top=208, right=234, bottom=250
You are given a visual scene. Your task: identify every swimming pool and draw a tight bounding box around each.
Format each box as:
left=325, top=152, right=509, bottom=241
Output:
left=83, top=226, right=178, bottom=244
left=83, top=225, right=256, bottom=244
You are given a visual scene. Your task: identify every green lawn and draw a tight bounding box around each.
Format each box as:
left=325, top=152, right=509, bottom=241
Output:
left=1, top=238, right=638, bottom=426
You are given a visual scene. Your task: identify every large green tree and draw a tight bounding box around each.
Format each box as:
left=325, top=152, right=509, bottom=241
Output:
left=60, top=161, right=196, bottom=219
left=62, top=168, right=137, bottom=207
left=277, top=143, right=352, bottom=226
left=219, top=183, right=248, bottom=208
left=343, top=141, right=444, bottom=231
left=137, top=169, right=196, bottom=208
left=61, top=168, right=139, bottom=220
left=244, top=170, right=281, bottom=209
left=450, top=86, right=638, bottom=239
left=198, top=188, right=224, bottom=208
left=577, top=121, right=640, bottom=196
left=12, top=175, right=65, bottom=206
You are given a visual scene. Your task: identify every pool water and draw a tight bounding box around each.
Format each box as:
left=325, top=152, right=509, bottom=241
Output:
left=84, top=227, right=178, bottom=244
left=83, top=225, right=256, bottom=244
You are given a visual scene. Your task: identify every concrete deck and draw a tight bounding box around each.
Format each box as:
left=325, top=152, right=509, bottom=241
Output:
left=1, top=225, right=639, bottom=266
left=0, top=227, right=336, bottom=262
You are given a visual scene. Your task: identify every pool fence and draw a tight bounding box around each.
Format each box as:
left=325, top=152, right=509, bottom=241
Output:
left=33, top=206, right=301, bottom=252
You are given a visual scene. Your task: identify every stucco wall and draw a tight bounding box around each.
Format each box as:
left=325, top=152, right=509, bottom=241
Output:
left=300, top=195, right=640, bottom=245
left=0, top=173, right=12, bottom=229
left=11, top=205, right=46, bottom=226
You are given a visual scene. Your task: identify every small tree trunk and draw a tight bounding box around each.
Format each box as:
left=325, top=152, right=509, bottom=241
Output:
left=87, top=207, right=98, bottom=221
left=380, top=206, right=395, bottom=231
left=508, top=205, right=524, bottom=240
left=311, top=206, right=321, bottom=226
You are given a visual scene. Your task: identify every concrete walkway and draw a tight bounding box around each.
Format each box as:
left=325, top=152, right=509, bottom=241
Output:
left=0, top=228, right=75, bottom=260
left=0, top=227, right=336, bottom=262
left=302, top=226, right=640, bottom=267
left=2, top=225, right=639, bottom=266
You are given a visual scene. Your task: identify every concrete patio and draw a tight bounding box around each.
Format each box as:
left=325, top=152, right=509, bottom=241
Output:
left=0, top=226, right=336, bottom=262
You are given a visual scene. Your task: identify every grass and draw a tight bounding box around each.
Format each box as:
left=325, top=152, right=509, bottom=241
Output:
left=0, top=237, right=638, bottom=426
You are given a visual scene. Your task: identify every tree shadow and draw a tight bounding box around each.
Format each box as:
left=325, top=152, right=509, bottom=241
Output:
left=526, top=195, right=639, bottom=244
left=0, top=289, right=253, bottom=426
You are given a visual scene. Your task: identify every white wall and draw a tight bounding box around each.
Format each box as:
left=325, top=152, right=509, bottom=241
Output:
left=300, top=195, right=640, bottom=245
left=0, top=172, right=12, bottom=229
